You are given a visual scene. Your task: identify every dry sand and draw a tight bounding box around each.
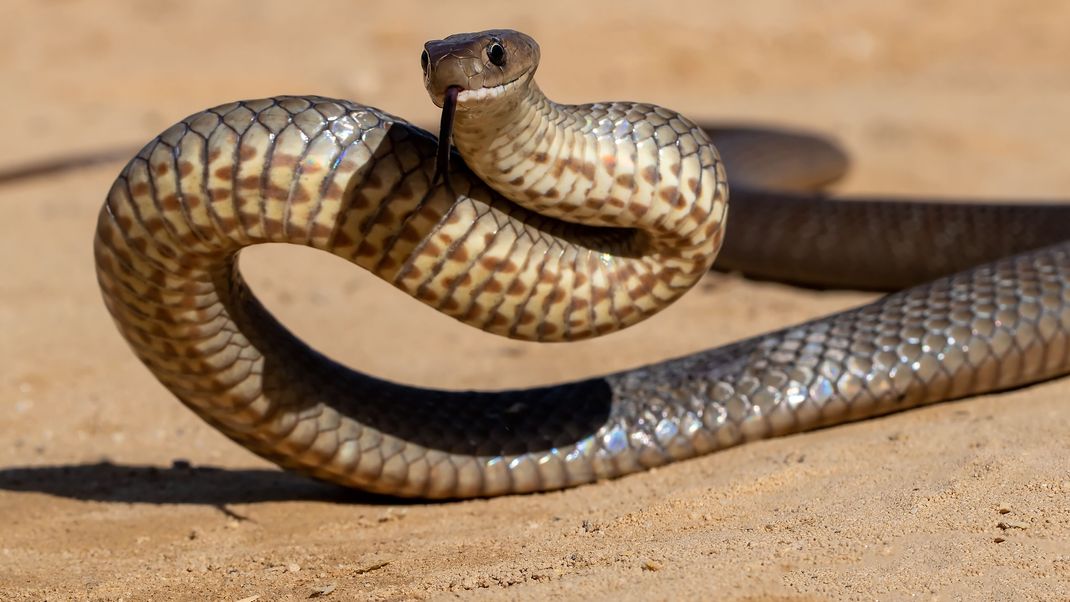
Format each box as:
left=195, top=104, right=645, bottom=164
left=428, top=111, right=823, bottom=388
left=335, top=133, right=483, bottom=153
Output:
left=2, top=1, right=1069, bottom=599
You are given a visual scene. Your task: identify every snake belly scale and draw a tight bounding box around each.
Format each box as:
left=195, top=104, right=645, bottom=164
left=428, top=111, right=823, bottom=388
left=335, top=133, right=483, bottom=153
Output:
left=94, top=30, right=1070, bottom=498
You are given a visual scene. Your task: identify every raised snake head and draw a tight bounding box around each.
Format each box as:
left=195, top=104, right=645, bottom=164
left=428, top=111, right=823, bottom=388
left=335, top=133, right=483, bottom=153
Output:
left=421, top=29, right=541, bottom=109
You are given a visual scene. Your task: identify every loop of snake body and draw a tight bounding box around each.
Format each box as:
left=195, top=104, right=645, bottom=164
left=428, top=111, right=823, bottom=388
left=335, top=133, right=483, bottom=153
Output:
left=94, top=29, right=1070, bottom=498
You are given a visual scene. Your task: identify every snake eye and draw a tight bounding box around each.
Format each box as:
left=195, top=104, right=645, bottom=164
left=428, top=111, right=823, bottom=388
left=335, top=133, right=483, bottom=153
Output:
left=420, top=50, right=430, bottom=74
left=487, top=42, right=506, bottom=67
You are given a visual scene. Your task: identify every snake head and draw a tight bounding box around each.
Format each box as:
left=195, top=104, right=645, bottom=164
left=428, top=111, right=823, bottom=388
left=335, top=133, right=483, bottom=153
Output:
left=422, top=29, right=540, bottom=108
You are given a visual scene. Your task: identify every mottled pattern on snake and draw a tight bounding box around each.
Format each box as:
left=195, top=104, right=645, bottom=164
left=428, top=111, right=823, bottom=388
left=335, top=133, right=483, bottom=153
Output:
left=94, top=29, right=1070, bottom=498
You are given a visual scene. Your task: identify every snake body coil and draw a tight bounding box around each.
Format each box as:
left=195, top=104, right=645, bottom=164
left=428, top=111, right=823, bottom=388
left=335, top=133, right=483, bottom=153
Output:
left=94, top=30, right=1070, bottom=498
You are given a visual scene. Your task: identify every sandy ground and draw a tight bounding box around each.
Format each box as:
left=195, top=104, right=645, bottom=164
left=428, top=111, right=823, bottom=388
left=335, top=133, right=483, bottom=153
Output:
left=2, top=1, right=1069, bottom=600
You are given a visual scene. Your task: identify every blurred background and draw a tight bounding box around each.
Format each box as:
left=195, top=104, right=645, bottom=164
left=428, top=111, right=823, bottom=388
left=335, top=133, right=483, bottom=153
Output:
left=6, top=0, right=1070, bottom=191
left=2, top=1, right=1069, bottom=598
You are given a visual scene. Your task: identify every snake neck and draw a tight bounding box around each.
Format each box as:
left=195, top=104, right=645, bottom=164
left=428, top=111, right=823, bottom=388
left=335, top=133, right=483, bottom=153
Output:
left=450, top=81, right=729, bottom=260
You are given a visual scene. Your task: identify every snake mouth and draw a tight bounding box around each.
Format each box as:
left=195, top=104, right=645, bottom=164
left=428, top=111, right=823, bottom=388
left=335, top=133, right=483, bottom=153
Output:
left=428, top=75, right=525, bottom=108
left=456, top=78, right=521, bottom=104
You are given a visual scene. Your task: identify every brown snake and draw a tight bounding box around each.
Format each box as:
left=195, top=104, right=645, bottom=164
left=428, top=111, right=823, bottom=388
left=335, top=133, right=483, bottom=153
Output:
left=93, top=30, right=1070, bottom=498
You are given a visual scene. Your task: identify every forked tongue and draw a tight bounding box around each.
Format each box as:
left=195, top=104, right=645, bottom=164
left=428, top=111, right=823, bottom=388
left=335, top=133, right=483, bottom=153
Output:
left=433, top=85, right=462, bottom=186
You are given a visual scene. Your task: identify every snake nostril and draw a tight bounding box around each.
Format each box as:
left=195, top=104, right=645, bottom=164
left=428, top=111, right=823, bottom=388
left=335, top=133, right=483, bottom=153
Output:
left=420, top=50, right=430, bottom=74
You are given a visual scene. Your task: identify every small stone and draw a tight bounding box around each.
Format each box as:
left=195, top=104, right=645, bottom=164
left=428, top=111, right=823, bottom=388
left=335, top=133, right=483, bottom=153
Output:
left=377, top=509, right=406, bottom=523
left=641, top=558, right=662, bottom=571
left=993, top=537, right=1006, bottom=543
left=997, top=520, right=1027, bottom=530
left=353, top=561, right=390, bottom=575
left=288, top=563, right=301, bottom=573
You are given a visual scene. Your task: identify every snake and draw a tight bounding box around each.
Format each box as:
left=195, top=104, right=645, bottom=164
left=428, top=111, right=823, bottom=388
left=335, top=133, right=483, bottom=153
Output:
left=92, top=29, right=1070, bottom=498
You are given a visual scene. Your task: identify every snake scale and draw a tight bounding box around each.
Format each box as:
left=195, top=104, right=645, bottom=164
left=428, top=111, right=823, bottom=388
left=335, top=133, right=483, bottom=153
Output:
left=93, top=30, right=1070, bottom=498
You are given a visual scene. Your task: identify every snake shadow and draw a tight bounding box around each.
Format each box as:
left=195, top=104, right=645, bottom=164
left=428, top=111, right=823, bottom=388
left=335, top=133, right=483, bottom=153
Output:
left=0, top=461, right=416, bottom=506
